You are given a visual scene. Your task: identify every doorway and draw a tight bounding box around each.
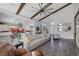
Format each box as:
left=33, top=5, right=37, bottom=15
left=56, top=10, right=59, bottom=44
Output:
left=75, top=10, right=79, bottom=48
left=49, top=21, right=54, bottom=35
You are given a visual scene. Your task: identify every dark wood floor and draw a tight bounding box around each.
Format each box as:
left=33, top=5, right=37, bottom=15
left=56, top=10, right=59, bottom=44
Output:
left=38, top=38, right=79, bottom=56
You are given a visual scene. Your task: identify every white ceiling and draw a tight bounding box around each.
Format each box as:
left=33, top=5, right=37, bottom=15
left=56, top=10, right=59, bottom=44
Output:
left=0, top=3, right=68, bottom=23
left=0, top=3, right=20, bottom=13
left=33, top=3, right=66, bottom=20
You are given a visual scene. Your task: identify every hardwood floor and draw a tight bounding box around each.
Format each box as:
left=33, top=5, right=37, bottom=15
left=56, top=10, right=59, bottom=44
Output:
left=37, top=38, right=79, bottom=56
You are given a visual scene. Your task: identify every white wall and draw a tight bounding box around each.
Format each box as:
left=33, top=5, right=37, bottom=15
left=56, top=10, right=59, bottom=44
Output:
left=0, top=8, right=37, bottom=35
left=41, top=4, right=78, bottom=39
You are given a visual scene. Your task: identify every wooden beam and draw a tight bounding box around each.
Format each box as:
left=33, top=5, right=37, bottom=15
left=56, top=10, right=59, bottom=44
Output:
left=16, top=3, right=26, bottom=15
left=74, top=10, right=79, bottom=46
left=30, top=3, right=52, bottom=19
left=0, top=22, right=6, bottom=24
left=39, top=3, right=72, bottom=21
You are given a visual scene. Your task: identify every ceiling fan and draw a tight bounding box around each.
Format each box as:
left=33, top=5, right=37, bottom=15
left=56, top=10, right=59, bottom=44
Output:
left=32, top=3, right=53, bottom=16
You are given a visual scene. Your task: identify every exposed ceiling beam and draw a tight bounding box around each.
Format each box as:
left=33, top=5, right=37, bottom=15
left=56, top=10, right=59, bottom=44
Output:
left=39, top=3, right=72, bottom=21
left=0, top=22, right=6, bottom=24
left=16, top=3, right=26, bottom=15
left=30, top=3, right=52, bottom=19
left=0, top=21, right=18, bottom=26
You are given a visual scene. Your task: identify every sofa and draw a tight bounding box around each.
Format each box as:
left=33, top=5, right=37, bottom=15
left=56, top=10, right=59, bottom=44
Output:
left=0, top=42, right=26, bottom=56
left=0, top=42, right=43, bottom=56
left=23, top=34, right=50, bottom=51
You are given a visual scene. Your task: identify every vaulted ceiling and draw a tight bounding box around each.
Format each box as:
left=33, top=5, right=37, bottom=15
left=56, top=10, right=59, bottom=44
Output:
left=0, top=3, right=72, bottom=23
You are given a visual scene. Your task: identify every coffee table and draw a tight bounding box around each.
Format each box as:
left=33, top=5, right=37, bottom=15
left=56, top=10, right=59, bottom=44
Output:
left=14, top=41, right=24, bottom=49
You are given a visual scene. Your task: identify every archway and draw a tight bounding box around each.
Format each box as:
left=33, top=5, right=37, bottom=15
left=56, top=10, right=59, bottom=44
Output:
left=74, top=10, right=79, bottom=48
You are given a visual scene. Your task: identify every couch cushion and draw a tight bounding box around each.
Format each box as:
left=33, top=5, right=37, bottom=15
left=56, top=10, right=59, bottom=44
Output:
left=23, top=36, right=32, bottom=44
left=15, top=48, right=27, bottom=56
left=30, top=34, right=50, bottom=50
left=0, top=42, right=15, bottom=56
left=30, top=35, right=42, bottom=41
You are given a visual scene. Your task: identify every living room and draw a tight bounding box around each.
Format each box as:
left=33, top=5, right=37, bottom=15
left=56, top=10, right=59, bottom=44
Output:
left=0, top=3, right=79, bottom=56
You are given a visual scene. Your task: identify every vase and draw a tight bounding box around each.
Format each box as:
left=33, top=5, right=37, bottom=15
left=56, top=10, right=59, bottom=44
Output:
left=14, top=32, right=20, bottom=44
left=14, top=37, right=19, bottom=44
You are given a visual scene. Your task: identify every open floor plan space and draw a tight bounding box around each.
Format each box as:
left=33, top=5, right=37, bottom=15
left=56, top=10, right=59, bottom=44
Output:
left=0, top=3, right=79, bottom=56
